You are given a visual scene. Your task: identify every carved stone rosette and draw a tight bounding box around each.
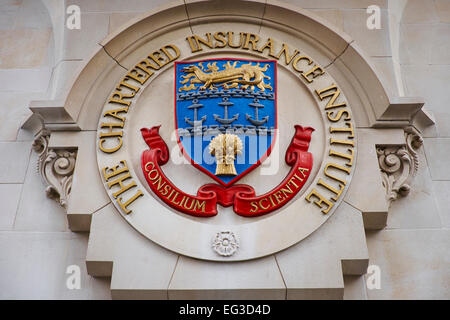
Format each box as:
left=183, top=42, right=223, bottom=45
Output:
left=32, top=129, right=77, bottom=209
left=212, top=231, right=239, bottom=256
left=377, top=126, right=424, bottom=202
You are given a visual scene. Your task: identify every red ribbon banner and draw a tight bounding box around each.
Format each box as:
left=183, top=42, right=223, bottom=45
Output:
left=141, top=125, right=314, bottom=217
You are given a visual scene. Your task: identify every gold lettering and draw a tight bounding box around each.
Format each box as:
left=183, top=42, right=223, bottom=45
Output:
left=109, top=91, right=132, bottom=106
left=273, top=43, right=299, bottom=65
left=250, top=201, right=258, bottom=213
left=148, top=50, right=168, bottom=68
left=242, top=33, right=260, bottom=51
left=187, top=33, right=214, bottom=53
left=117, top=190, right=143, bottom=214
left=183, top=197, right=195, bottom=210
left=330, top=122, right=354, bottom=139
left=102, top=160, right=129, bottom=181
left=126, top=67, right=150, bottom=85
left=136, top=58, right=159, bottom=76
left=280, top=185, right=294, bottom=198
left=292, top=55, right=313, bottom=72
left=317, top=178, right=344, bottom=202
left=259, top=198, right=270, bottom=210
left=102, top=161, right=143, bottom=214
left=161, top=44, right=180, bottom=62
left=297, top=167, right=309, bottom=178
left=179, top=195, right=186, bottom=208
left=194, top=200, right=206, bottom=212
left=186, top=35, right=200, bottom=52
left=306, top=189, right=334, bottom=214
left=327, top=109, right=351, bottom=122
left=103, top=107, right=129, bottom=122
left=227, top=31, right=244, bottom=48
left=273, top=191, right=284, bottom=204
left=107, top=172, right=137, bottom=198
left=329, top=148, right=354, bottom=167
left=167, top=189, right=176, bottom=201
left=330, top=138, right=354, bottom=147
left=99, top=136, right=122, bottom=153
left=171, top=192, right=181, bottom=205
left=117, top=79, right=139, bottom=93
left=324, top=163, right=351, bottom=185
left=288, top=176, right=300, bottom=189
left=213, top=32, right=227, bottom=48
left=315, top=84, right=346, bottom=109
left=301, top=65, right=325, bottom=83
left=257, top=38, right=275, bottom=56
left=161, top=184, right=171, bottom=196
left=269, top=194, right=276, bottom=207
left=152, top=174, right=166, bottom=191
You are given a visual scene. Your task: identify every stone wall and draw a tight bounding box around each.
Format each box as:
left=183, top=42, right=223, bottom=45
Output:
left=0, top=0, right=448, bottom=299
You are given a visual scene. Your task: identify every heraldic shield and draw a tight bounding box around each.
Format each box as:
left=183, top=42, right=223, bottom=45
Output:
left=175, top=58, right=277, bottom=186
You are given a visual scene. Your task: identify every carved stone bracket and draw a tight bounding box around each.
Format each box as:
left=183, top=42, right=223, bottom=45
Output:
left=376, top=126, right=424, bottom=202
left=32, top=129, right=77, bottom=209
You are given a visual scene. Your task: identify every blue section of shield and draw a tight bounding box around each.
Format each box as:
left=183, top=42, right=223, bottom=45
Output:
left=175, top=59, right=276, bottom=185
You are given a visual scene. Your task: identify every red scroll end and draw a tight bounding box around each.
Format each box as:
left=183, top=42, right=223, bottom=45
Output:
left=285, top=125, right=315, bottom=165
left=141, top=126, right=169, bottom=165
left=234, top=125, right=314, bottom=217
left=141, top=125, right=218, bottom=217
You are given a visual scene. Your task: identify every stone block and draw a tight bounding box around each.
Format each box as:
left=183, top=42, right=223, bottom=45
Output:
left=279, top=0, right=387, bottom=9
left=0, top=68, right=52, bottom=93
left=431, top=181, right=450, bottom=228
left=0, top=28, right=52, bottom=68
left=399, top=24, right=433, bottom=65
left=366, top=229, right=450, bottom=299
left=342, top=9, right=391, bottom=57
left=13, top=151, right=69, bottom=231
left=343, top=275, right=367, bottom=300
left=430, top=24, right=450, bottom=65
left=309, top=9, right=344, bottom=32
left=0, top=141, right=31, bottom=183
left=386, top=148, right=442, bottom=229
left=423, top=138, right=450, bottom=180
left=109, top=12, right=140, bottom=35
left=66, top=0, right=168, bottom=13
left=345, top=129, right=405, bottom=229
left=435, top=0, right=450, bottom=23
left=276, top=202, right=368, bottom=299
left=87, top=204, right=179, bottom=299
left=0, top=92, right=47, bottom=141
left=401, top=0, right=439, bottom=24
left=48, top=131, right=110, bottom=231
left=168, top=255, right=286, bottom=300
left=62, top=12, right=109, bottom=60
left=48, top=60, right=85, bottom=101
left=0, top=231, right=110, bottom=299
left=0, top=184, right=22, bottom=230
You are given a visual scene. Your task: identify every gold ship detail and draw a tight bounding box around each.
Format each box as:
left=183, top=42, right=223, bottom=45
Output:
left=209, top=134, right=243, bottom=176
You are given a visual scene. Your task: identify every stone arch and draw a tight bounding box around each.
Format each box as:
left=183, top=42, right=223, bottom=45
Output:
left=29, top=0, right=426, bottom=132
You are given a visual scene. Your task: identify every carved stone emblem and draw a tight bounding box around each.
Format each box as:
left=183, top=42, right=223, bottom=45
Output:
left=212, top=231, right=239, bottom=256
